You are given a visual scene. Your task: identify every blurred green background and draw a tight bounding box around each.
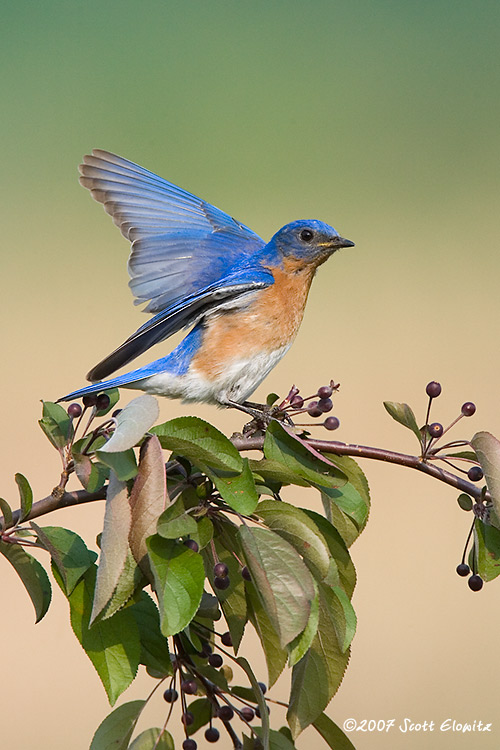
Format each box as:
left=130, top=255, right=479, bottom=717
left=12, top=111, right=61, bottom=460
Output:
left=2, top=1, right=500, bottom=748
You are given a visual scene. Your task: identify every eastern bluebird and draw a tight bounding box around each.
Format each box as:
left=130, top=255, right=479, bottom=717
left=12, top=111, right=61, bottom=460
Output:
left=60, top=150, right=354, bottom=409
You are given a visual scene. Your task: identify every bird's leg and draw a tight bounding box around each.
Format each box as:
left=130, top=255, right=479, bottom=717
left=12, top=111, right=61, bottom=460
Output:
left=224, top=399, right=270, bottom=421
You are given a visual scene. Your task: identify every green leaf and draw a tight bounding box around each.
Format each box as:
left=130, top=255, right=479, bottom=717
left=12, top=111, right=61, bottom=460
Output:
left=185, top=697, right=213, bottom=736
left=73, top=454, right=109, bottom=492
left=191, top=516, right=214, bottom=550
left=0, top=540, right=51, bottom=621
left=15, top=473, right=33, bottom=520
left=249, top=458, right=311, bottom=488
left=313, top=712, right=356, bottom=750
left=0, top=497, right=13, bottom=530
left=63, top=565, right=141, bottom=704
left=91, top=472, right=132, bottom=624
left=475, top=519, right=500, bottom=581
left=129, top=436, right=167, bottom=580
left=383, top=401, right=422, bottom=441
left=256, top=499, right=332, bottom=583
left=99, top=394, right=159, bottom=452
left=457, top=493, right=473, bottom=511
left=320, top=492, right=360, bottom=548
left=129, top=728, right=174, bottom=750
left=99, top=549, right=146, bottom=620
left=329, top=585, right=357, bottom=652
left=254, top=728, right=295, bottom=750
left=32, top=525, right=97, bottom=595
left=287, top=584, right=350, bottom=738
left=129, top=592, right=172, bottom=675
left=236, top=656, right=270, bottom=750
left=239, top=526, right=315, bottom=648
left=288, top=582, right=320, bottom=666
left=147, top=535, right=205, bottom=636
left=39, top=401, right=73, bottom=449
left=90, top=700, right=146, bottom=750
left=303, top=510, right=356, bottom=597
left=263, top=421, right=346, bottom=489
left=96, top=448, right=138, bottom=481
left=151, top=416, right=243, bottom=471
left=471, top=432, right=500, bottom=520
left=157, top=505, right=198, bottom=539
left=266, top=393, right=280, bottom=406
left=246, top=581, right=287, bottom=686
left=204, top=458, right=259, bottom=515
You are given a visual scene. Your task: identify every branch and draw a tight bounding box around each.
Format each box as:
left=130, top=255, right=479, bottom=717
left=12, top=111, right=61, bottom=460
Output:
left=231, top=434, right=487, bottom=500
left=5, top=487, right=106, bottom=530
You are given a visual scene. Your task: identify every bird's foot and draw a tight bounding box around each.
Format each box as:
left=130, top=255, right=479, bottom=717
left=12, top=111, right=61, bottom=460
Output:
left=225, top=399, right=292, bottom=436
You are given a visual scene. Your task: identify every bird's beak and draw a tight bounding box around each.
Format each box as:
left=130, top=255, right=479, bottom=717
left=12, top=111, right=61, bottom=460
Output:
left=329, top=235, right=355, bottom=249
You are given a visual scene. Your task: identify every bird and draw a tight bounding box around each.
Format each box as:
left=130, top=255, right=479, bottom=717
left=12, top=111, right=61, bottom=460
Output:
left=60, top=150, right=354, bottom=410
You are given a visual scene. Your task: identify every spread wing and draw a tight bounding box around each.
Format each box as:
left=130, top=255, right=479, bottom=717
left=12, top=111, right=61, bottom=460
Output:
left=79, top=150, right=273, bottom=381
left=79, top=149, right=266, bottom=314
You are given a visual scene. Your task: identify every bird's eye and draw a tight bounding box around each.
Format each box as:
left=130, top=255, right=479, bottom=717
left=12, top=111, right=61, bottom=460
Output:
left=299, top=228, right=314, bottom=242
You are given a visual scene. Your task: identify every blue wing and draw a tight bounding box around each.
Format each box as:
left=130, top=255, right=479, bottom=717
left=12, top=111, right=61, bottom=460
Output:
left=79, top=150, right=266, bottom=313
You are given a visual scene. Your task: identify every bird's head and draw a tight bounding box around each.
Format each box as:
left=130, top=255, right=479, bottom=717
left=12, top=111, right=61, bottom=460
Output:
left=269, top=219, right=354, bottom=268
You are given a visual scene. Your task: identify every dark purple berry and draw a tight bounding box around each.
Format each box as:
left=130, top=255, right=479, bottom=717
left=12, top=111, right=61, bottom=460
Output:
left=427, top=422, right=444, bottom=439
left=205, top=727, right=220, bottom=742
left=82, top=394, right=98, bottom=407
left=182, top=679, right=198, bottom=695
left=317, top=398, right=333, bottom=413
left=324, top=416, right=340, bottom=431
left=255, top=705, right=270, bottom=718
left=96, top=393, right=111, bottom=411
left=290, top=395, right=304, bottom=409
left=214, top=576, right=230, bottom=590
left=183, top=740, right=197, bottom=750
left=112, top=408, right=122, bottom=418
left=182, top=712, right=194, bottom=726
left=240, top=706, right=255, bottom=722
left=184, top=539, right=199, bottom=553
left=200, top=641, right=212, bottom=657
left=217, top=705, right=234, bottom=721
left=214, top=562, right=229, bottom=578
left=163, top=688, right=178, bottom=703
left=468, top=574, right=483, bottom=591
left=307, top=400, right=323, bottom=418
left=221, top=631, right=233, bottom=647
left=257, top=682, right=267, bottom=695
left=456, top=563, right=470, bottom=577
left=208, top=653, right=223, bottom=668
left=426, top=381, right=442, bottom=398
left=468, top=466, right=484, bottom=482
left=317, top=385, right=333, bottom=399
left=67, top=403, right=82, bottom=419
left=461, top=402, right=476, bottom=417
left=241, top=566, right=251, bottom=581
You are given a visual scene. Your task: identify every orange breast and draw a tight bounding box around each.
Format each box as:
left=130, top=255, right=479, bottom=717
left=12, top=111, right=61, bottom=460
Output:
left=191, top=259, right=317, bottom=380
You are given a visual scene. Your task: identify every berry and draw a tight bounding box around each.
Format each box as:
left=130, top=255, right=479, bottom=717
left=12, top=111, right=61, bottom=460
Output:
left=290, top=395, right=304, bottom=409
left=184, top=539, right=199, bottom=553
left=214, top=576, right=230, bottom=590
left=182, top=679, right=198, bottom=695
left=255, top=705, right=270, bottom=718
left=183, top=740, right=197, bottom=750
left=317, top=385, right=333, bottom=399
left=217, top=705, right=234, bottom=721
left=307, top=400, right=323, bottom=418
left=221, top=631, right=233, bottom=647
left=96, top=393, right=111, bottom=411
left=468, top=574, right=483, bottom=592
left=426, top=381, right=442, bottom=398
left=427, top=422, right=444, bottom=439
left=214, top=562, right=229, bottom=578
left=112, top=409, right=122, bottom=418
left=317, top=398, right=333, bottom=413
left=456, top=563, right=470, bottom=577
left=205, top=727, right=220, bottom=742
left=257, top=682, right=267, bottom=695
left=467, top=466, right=484, bottom=482
left=324, top=416, right=340, bottom=431
left=208, top=653, right=223, bottom=668
left=200, top=641, right=212, bottom=657
left=240, top=706, right=255, bottom=722
left=82, top=394, right=98, bottom=407
left=163, top=688, right=178, bottom=703
left=182, top=712, right=194, bottom=726
left=67, top=403, right=82, bottom=419
left=241, top=566, right=251, bottom=581
left=461, top=402, right=476, bottom=417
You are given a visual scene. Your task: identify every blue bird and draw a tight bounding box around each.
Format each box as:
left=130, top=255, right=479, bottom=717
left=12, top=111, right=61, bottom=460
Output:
left=60, top=150, right=354, bottom=408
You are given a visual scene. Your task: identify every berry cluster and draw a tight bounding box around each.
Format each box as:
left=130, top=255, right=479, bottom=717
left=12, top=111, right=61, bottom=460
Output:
left=161, top=629, right=270, bottom=749
left=275, top=381, right=341, bottom=432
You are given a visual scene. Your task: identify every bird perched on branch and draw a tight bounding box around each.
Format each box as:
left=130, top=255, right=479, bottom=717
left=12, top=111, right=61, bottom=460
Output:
left=60, top=150, right=354, bottom=409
